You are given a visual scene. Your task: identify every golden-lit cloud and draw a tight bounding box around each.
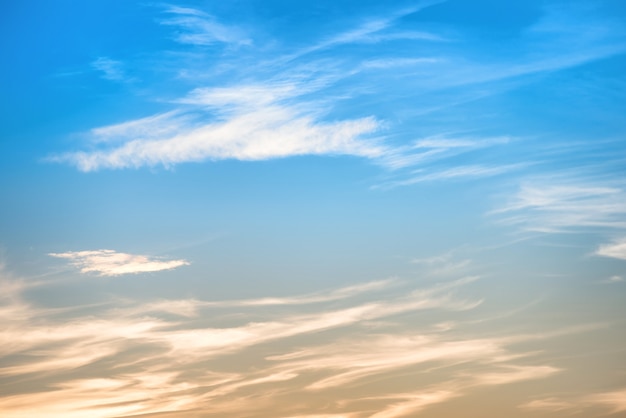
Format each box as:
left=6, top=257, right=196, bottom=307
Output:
left=520, top=388, right=626, bottom=415
left=49, top=249, right=189, bottom=276
left=369, top=391, right=458, bottom=418
left=0, top=263, right=598, bottom=418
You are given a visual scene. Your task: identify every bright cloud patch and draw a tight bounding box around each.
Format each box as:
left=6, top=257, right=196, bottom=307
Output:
left=55, top=84, right=384, bottom=172
left=595, top=239, right=626, bottom=261
left=49, top=250, right=189, bottom=276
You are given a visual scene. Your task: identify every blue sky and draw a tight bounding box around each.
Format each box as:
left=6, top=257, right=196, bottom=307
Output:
left=1, top=1, right=626, bottom=417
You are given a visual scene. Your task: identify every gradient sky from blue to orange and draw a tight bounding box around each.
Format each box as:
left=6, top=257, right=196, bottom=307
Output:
left=1, top=1, right=626, bottom=417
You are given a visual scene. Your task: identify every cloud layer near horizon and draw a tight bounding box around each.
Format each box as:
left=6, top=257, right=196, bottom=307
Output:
left=0, top=266, right=593, bottom=418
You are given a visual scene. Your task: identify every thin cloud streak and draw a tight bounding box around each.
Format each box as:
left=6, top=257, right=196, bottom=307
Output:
left=493, top=177, right=626, bottom=233
left=160, top=6, right=251, bottom=46
left=369, top=391, right=458, bottom=418
left=111, top=279, right=396, bottom=318
left=520, top=388, right=626, bottom=415
left=49, top=249, right=189, bottom=276
left=380, top=163, right=527, bottom=188
left=91, top=57, right=128, bottom=82
left=282, top=1, right=445, bottom=62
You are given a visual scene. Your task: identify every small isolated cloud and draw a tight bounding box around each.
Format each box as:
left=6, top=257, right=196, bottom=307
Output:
left=595, top=239, right=626, bottom=261
left=472, top=365, right=560, bottom=386
left=49, top=249, right=189, bottom=276
left=369, top=391, right=457, bottom=418
left=91, top=57, right=127, bottom=81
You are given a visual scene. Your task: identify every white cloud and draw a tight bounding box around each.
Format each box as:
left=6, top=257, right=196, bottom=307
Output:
left=288, top=3, right=441, bottom=60
left=161, top=6, right=251, bottom=46
left=54, top=1, right=626, bottom=182
left=375, top=135, right=512, bottom=171
left=49, top=249, right=189, bottom=276
left=595, top=239, right=626, bottom=260
left=115, top=279, right=398, bottom=318
left=91, top=57, right=127, bottom=81
left=89, top=111, right=191, bottom=144
left=494, top=177, right=626, bottom=233
left=53, top=83, right=385, bottom=172
left=204, top=278, right=398, bottom=307
left=382, top=164, right=526, bottom=188
left=55, top=84, right=521, bottom=174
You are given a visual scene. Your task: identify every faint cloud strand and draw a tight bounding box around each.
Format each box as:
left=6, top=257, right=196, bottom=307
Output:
left=91, top=57, right=128, bottom=82
left=520, top=388, right=626, bottom=415
left=493, top=177, right=626, bottom=233
left=161, top=6, right=251, bottom=46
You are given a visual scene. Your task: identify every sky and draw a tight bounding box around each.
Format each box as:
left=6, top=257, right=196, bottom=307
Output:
left=1, top=0, right=625, bottom=417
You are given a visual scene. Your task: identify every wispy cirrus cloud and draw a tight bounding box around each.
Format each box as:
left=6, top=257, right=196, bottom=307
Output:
left=520, top=388, right=626, bottom=415
left=160, top=5, right=251, bottom=46
left=380, top=163, right=527, bottom=188
left=493, top=177, right=626, bottom=233
left=377, top=135, right=513, bottom=171
left=586, top=389, right=626, bottom=414
left=51, top=83, right=385, bottom=171
left=368, top=391, right=458, bottom=418
left=91, top=57, right=129, bottom=82
left=49, top=249, right=189, bottom=276
left=51, top=78, right=522, bottom=175
left=286, top=1, right=445, bottom=60
left=115, top=278, right=397, bottom=318
left=53, top=1, right=626, bottom=189
left=0, top=263, right=582, bottom=418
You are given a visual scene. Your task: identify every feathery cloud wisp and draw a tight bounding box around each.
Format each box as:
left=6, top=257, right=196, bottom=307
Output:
left=91, top=57, right=127, bottom=82
left=494, top=177, right=626, bottom=233
left=49, top=249, right=189, bottom=276
left=54, top=83, right=385, bottom=171
left=161, top=6, right=251, bottom=46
